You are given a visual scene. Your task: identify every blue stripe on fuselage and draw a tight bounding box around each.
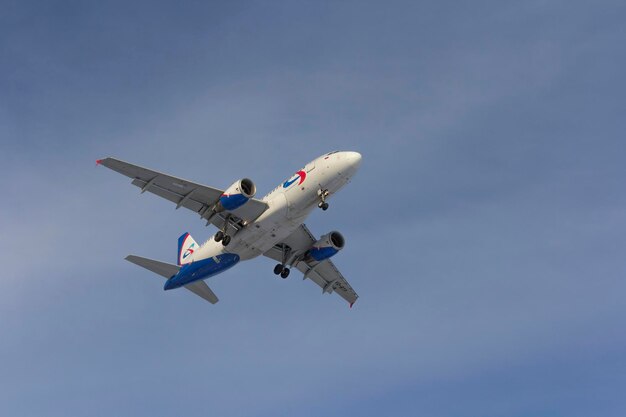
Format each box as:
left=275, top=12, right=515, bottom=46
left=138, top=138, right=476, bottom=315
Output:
left=164, top=253, right=240, bottom=290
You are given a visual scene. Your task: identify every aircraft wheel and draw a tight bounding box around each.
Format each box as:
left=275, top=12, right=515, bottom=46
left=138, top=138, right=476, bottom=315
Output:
left=274, top=264, right=284, bottom=275
left=214, top=231, right=224, bottom=242
left=280, top=268, right=290, bottom=279
left=222, top=235, right=231, bottom=246
left=320, top=202, right=329, bottom=211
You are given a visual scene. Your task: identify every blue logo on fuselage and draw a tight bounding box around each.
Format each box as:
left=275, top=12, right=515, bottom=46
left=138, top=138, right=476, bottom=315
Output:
left=282, top=170, right=306, bottom=188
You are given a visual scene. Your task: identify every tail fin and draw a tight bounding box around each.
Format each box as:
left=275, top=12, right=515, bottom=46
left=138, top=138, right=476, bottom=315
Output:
left=178, top=232, right=199, bottom=266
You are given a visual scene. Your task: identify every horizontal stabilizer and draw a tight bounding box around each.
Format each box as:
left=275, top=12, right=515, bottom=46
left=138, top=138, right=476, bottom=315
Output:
left=125, top=255, right=219, bottom=304
left=125, top=255, right=180, bottom=279
left=184, top=280, right=219, bottom=304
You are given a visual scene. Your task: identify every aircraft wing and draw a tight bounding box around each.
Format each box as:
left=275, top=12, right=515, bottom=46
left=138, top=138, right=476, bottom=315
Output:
left=98, top=157, right=269, bottom=230
left=263, top=224, right=359, bottom=306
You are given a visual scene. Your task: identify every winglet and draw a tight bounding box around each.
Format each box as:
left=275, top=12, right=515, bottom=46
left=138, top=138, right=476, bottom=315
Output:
left=349, top=302, right=355, bottom=309
left=96, top=159, right=103, bottom=166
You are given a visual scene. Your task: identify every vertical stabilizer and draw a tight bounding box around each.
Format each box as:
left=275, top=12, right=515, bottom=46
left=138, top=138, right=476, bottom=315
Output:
left=178, top=232, right=199, bottom=265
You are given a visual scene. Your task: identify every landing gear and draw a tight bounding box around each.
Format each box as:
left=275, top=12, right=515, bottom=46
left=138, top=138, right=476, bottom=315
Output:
left=214, top=231, right=232, bottom=246
left=318, top=189, right=329, bottom=211
left=214, top=215, right=234, bottom=246
left=274, top=263, right=290, bottom=278
left=274, top=242, right=294, bottom=279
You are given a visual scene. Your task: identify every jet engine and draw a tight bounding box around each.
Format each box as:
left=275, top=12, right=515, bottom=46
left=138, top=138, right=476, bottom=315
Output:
left=307, top=231, right=345, bottom=262
left=218, top=178, right=256, bottom=211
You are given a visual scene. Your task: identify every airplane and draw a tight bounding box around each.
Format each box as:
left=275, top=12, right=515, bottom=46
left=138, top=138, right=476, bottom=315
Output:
left=97, top=150, right=362, bottom=306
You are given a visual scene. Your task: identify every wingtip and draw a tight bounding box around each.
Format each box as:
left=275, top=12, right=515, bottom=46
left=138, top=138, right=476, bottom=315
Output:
left=349, top=302, right=355, bottom=309
left=96, top=159, right=103, bottom=166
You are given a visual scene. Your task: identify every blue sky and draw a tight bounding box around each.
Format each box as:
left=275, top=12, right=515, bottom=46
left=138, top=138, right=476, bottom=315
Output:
left=2, top=1, right=626, bottom=416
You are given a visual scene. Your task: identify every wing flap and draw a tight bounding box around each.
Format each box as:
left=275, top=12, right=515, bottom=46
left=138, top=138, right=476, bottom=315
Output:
left=295, top=260, right=358, bottom=304
left=130, top=178, right=206, bottom=212
left=225, top=199, right=271, bottom=226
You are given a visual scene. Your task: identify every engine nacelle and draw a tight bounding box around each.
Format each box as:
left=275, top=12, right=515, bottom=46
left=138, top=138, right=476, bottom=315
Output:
left=307, top=231, right=345, bottom=262
left=218, top=178, right=256, bottom=211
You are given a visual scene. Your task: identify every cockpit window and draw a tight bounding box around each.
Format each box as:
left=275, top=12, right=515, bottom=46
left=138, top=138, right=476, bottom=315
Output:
left=326, top=150, right=340, bottom=155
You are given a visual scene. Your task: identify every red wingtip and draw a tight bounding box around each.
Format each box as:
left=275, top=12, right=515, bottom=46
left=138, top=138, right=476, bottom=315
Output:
left=96, top=159, right=103, bottom=165
left=349, top=302, right=354, bottom=309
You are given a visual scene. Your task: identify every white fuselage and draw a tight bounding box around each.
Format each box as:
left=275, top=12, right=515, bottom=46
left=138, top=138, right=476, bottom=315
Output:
left=188, top=151, right=362, bottom=263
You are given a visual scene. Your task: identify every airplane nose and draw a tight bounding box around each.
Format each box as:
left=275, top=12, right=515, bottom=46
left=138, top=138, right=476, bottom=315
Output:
left=345, top=151, right=362, bottom=169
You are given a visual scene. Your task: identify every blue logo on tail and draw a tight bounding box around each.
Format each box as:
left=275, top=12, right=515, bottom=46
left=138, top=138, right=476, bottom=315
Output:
left=182, top=243, right=195, bottom=259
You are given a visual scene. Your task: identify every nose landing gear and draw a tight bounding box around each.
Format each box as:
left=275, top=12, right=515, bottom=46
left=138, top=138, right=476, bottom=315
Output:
left=318, top=189, right=329, bottom=211
left=318, top=202, right=329, bottom=210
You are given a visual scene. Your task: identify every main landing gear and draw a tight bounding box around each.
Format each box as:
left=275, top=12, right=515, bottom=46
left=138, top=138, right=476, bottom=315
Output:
left=214, top=230, right=231, bottom=246
left=274, top=263, right=290, bottom=279
left=273, top=243, right=292, bottom=278
left=318, top=189, right=329, bottom=211
left=214, top=214, right=233, bottom=246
